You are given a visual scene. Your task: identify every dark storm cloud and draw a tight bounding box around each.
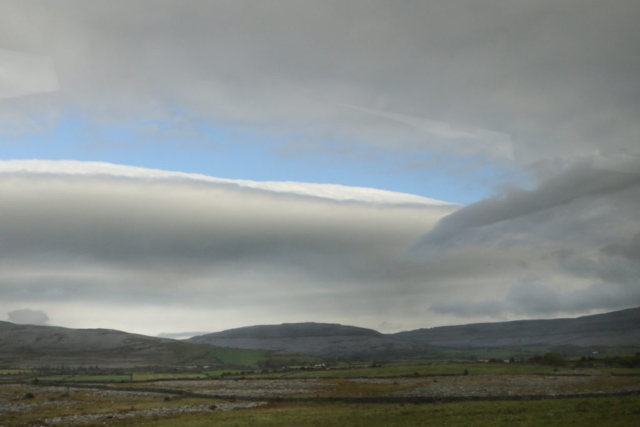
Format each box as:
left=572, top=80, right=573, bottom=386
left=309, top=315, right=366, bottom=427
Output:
left=1, top=1, right=639, bottom=165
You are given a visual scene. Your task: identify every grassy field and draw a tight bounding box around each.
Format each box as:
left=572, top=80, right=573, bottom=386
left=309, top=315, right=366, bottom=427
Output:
left=1, top=368, right=639, bottom=425
left=119, top=398, right=640, bottom=427
left=1, top=383, right=639, bottom=427
left=35, top=374, right=133, bottom=382
left=0, top=369, right=30, bottom=375
left=9, top=360, right=636, bottom=384
left=159, top=342, right=269, bottom=366
left=32, top=373, right=212, bottom=382
left=133, top=373, right=208, bottom=381
left=283, top=363, right=572, bottom=378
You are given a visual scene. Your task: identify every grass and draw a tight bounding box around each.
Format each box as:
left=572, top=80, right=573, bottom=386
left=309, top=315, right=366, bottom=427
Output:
left=33, top=372, right=212, bottom=382
left=203, top=369, right=246, bottom=377
left=159, top=341, right=269, bottom=366
left=20, top=361, right=637, bottom=383
left=0, top=386, right=220, bottom=426
left=6, top=340, right=273, bottom=368
left=133, top=372, right=208, bottom=381
left=35, top=374, right=133, bottom=382
left=283, top=363, right=570, bottom=378
left=0, top=369, right=30, bottom=374
left=44, top=397, right=640, bottom=427
left=2, top=374, right=639, bottom=426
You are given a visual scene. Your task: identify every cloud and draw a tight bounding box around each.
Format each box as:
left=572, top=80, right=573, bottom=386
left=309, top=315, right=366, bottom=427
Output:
left=1, top=1, right=639, bottom=168
left=0, top=49, right=59, bottom=100
left=412, top=162, right=640, bottom=252
left=1, top=1, right=639, bottom=331
left=421, top=160, right=640, bottom=320
left=343, top=104, right=514, bottom=161
left=432, top=273, right=640, bottom=319
left=0, top=160, right=458, bottom=334
left=601, top=233, right=640, bottom=261
left=7, top=308, right=49, bottom=325
left=1, top=160, right=637, bottom=332
left=0, top=160, right=453, bottom=206
left=157, top=331, right=210, bottom=340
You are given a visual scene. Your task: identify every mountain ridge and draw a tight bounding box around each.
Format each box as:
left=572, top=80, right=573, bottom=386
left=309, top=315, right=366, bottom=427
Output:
left=3, top=307, right=639, bottom=365
left=187, top=308, right=640, bottom=356
left=0, top=320, right=266, bottom=368
left=389, top=307, right=640, bottom=348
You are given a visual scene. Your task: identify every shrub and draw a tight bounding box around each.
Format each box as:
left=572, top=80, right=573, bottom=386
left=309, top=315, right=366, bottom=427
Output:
left=542, top=352, right=566, bottom=367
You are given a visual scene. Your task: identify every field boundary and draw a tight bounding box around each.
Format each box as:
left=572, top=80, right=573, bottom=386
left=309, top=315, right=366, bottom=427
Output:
left=21, top=381, right=640, bottom=405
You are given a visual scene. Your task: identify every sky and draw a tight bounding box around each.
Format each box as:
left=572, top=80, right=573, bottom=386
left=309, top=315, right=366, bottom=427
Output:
left=1, top=0, right=639, bottom=337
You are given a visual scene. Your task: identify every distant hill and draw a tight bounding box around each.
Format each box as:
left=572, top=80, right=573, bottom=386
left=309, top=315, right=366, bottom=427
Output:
left=203, top=322, right=383, bottom=339
left=390, top=307, right=640, bottom=348
left=3, top=307, right=639, bottom=365
left=0, top=321, right=267, bottom=368
left=188, top=308, right=640, bottom=357
left=187, top=322, right=420, bottom=357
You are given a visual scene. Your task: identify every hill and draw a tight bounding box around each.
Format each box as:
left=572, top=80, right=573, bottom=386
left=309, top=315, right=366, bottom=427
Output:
left=390, top=307, right=640, bottom=348
left=188, top=308, right=640, bottom=357
left=3, top=307, right=639, bottom=365
left=187, top=322, right=420, bottom=358
left=0, top=321, right=267, bottom=368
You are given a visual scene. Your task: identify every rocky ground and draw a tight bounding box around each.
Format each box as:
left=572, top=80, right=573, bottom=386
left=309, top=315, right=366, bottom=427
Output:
left=151, top=379, right=332, bottom=397
left=145, top=375, right=640, bottom=399
left=1, top=375, right=639, bottom=424
left=41, top=401, right=266, bottom=425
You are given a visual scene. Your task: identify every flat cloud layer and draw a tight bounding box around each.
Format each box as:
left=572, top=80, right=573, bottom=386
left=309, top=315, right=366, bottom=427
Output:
left=2, top=160, right=639, bottom=334
left=1, top=161, right=458, bottom=334
left=3, top=160, right=637, bottom=334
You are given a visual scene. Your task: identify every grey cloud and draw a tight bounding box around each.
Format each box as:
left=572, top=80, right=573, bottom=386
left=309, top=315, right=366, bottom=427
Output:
left=413, top=163, right=640, bottom=251
left=2, top=1, right=640, bottom=330
left=7, top=308, right=49, bottom=325
left=0, top=49, right=58, bottom=99
left=601, top=233, right=640, bottom=261
left=431, top=279, right=640, bottom=319
left=1, top=1, right=639, bottom=168
left=419, top=160, right=640, bottom=321
left=0, top=172, right=464, bottom=331
left=430, top=299, right=506, bottom=319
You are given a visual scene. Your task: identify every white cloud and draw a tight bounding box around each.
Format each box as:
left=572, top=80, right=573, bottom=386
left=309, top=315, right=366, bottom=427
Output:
left=0, top=160, right=453, bottom=206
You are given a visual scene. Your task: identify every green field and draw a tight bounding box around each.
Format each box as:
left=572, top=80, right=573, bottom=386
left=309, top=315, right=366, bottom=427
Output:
left=280, top=363, right=571, bottom=378
left=35, top=374, right=133, bottom=382
left=2, top=382, right=639, bottom=427
left=128, top=397, right=640, bottom=427
left=158, top=341, right=269, bottom=366
left=133, top=372, right=208, bottom=381
left=33, top=373, right=213, bottom=382
left=0, top=369, right=30, bottom=375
